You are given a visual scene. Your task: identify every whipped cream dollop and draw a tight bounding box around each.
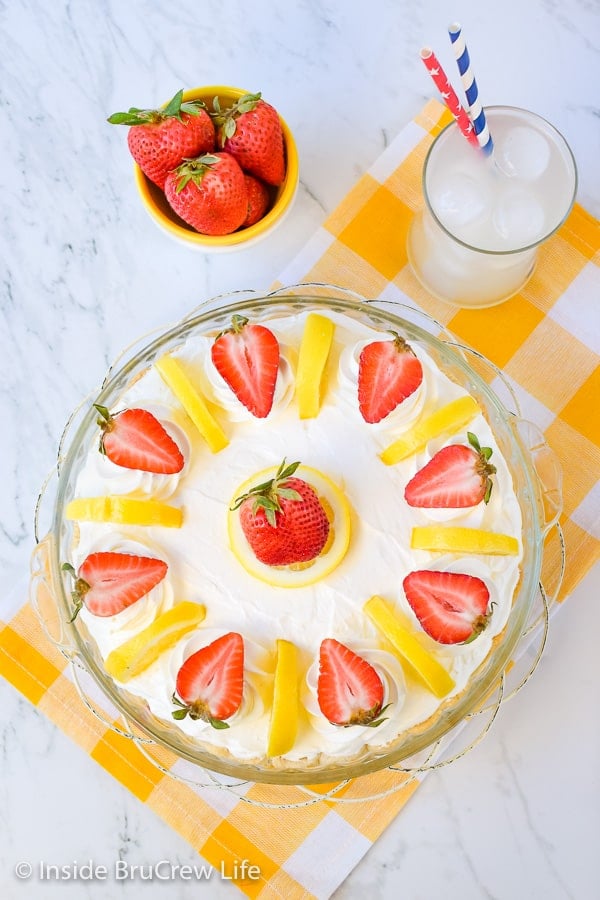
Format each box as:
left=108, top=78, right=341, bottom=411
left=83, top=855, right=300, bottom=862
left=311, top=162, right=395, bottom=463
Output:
left=75, top=403, right=191, bottom=501
left=69, top=309, right=523, bottom=764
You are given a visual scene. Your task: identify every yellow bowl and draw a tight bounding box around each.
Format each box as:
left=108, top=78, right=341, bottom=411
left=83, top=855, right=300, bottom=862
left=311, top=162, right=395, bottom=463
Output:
left=133, top=85, right=299, bottom=251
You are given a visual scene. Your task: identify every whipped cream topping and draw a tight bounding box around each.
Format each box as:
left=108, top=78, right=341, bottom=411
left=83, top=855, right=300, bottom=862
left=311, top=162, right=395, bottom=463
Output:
left=75, top=403, right=191, bottom=501
left=70, top=309, right=523, bottom=764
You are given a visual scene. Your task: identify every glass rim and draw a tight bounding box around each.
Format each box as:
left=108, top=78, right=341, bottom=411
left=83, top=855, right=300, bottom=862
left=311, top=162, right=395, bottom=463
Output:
left=422, top=105, right=579, bottom=256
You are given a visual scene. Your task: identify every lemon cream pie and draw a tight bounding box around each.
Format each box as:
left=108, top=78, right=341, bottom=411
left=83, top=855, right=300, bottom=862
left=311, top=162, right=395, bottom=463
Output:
left=63, top=307, right=523, bottom=769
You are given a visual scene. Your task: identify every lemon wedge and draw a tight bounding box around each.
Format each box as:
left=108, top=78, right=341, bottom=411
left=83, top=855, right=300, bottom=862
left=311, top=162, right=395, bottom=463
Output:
left=155, top=355, right=228, bottom=453
left=65, top=496, right=182, bottom=527
left=380, top=395, right=479, bottom=465
left=267, top=639, right=299, bottom=757
left=227, top=464, right=352, bottom=588
left=364, top=595, right=455, bottom=698
left=105, top=601, right=206, bottom=682
left=296, top=313, right=335, bottom=418
left=411, top=526, right=519, bottom=555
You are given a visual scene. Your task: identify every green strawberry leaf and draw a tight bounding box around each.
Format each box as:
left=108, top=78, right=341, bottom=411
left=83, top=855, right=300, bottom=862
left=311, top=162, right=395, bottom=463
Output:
left=163, top=88, right=184, bottom=118
left=277, top=459, right=300, bottom=480
left=179, top=100, right=206, bottom=116
left=175, top=172, right=194, bottom=194
left=209, top=717, right=230, bottom=730
left=107, top=111, right=145, bottom=125
left=277, top=488, right=302, bottom=501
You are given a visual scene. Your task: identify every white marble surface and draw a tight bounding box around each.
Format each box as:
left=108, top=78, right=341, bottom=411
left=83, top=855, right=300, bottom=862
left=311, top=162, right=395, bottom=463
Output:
left=1, top=0, right=599, bottom=897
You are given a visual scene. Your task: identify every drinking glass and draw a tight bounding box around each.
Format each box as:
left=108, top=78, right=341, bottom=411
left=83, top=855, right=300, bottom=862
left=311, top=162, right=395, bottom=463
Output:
left=407, top=107, right=577, bottom=308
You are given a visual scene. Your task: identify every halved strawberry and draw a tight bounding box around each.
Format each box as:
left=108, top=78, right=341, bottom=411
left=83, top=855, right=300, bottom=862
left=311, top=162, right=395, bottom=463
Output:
left=172, top=632, right=244, bottom=729
left=211, top=315, right=280, bottom=418
left=358, top=333, right=423, bottom=424
left=403, top=569, right=491, bottom=644
left=62, top=552, right=168, bottom=620
left=404, top=432, right=496, bottom=508
left=317, top=638, right=386, bottom=726
left=94, top=404, right=184, bottom=474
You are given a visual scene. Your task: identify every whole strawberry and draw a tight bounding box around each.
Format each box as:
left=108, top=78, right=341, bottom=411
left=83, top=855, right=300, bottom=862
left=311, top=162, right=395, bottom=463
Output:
left=242, top=174, right=271, bottom=226
left=108, top=89, right=215, bottom=189
left=164, top=153, right=248, bottom=236
left=232, top=459, right=330, bottom=566
left=211, top=92, right=285, bottom=186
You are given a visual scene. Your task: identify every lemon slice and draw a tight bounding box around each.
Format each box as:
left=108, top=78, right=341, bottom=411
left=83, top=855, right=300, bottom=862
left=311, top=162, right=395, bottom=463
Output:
left=411, top=525, right=519, bottom=555
left=105, top=601, right=206, bottom=682
left=380, top=395, right=479, bottom=465
left=296, top=313, right=335, bottom=418
left=155, top=355, right=228, bottom=453
left=65, top=496, right=182, bottom=527
left=227, top=464, right=352, bottom=588
left=364, top=595, right=455, bottom=698
left=267, top=639, right=299, bottom=757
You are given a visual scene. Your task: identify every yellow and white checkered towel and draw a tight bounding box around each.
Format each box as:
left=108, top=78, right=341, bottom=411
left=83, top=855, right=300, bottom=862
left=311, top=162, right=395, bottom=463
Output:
left=2, top=100, right=599, bottom=899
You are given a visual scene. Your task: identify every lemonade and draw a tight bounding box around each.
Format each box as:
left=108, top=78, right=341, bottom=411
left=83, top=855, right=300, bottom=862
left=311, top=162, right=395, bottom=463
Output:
left=407, top=107, right=577, bottom=307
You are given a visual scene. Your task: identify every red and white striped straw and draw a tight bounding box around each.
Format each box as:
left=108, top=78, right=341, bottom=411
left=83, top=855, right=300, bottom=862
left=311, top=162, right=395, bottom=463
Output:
left=420, top=47, right=479, bottom=147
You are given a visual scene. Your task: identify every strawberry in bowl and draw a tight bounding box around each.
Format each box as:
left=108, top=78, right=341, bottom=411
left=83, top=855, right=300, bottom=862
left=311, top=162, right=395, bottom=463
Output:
left=108, top=89, right=216, bottom=189
left=110, top=86, right=299, bottom=250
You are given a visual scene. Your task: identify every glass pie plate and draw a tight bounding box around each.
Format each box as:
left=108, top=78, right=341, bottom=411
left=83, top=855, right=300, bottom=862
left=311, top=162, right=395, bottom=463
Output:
left=30, top=284, right=563, bottom=786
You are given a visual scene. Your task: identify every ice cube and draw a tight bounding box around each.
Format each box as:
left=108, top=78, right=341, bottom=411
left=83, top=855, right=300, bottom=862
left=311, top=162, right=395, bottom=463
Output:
left=493, top=187, right=546, bottom=245
left=494, top=126, right=551, bottom=180
left=429, top=171, right=491, bottom=230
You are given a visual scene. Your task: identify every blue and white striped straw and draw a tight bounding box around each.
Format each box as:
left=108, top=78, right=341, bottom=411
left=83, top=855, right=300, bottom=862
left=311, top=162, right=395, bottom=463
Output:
left=449, top=22, right=494, bottom=155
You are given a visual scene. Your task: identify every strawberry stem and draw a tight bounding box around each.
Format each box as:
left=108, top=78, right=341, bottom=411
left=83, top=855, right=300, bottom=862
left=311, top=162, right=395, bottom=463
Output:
left=230, top=458, right=302, bottom=527
left=62, top=562, right=90, bottom=622
left=467, top=432, right=497, bottom=503
left=170, top=693, right=230, bottom=728
left=208, top=92, right=262, bottom=146
left=173, top=154, right=221, bottom=193
left=107, top=89, right=207, bottom=126
left=388, top=331, right=414, bottom=355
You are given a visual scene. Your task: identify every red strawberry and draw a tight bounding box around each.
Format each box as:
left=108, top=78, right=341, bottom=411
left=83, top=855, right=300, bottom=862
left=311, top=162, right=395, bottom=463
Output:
left=243, top=174, right=271, bottom=226
left=63, top=552, right=168, bottom=621
left=404, top=432, right=496, bottom=508
left=108, top=89, right=215, bottom=189
left=211, top=315, right=280, bottom=418
left=232, top=460, right=330, bottom=566
left=164, top=152, right=248, bottom=235
left=94, top=404, right=184, bottom=474
left=403, top=569, right=491, bottom=644
left=317, top=638, right=386, bottom=726
left=172, top=632, right=244, bottom=729
left=211, top=92, right=285, bottom=186
left=358, top=333, right=423, bottom=423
